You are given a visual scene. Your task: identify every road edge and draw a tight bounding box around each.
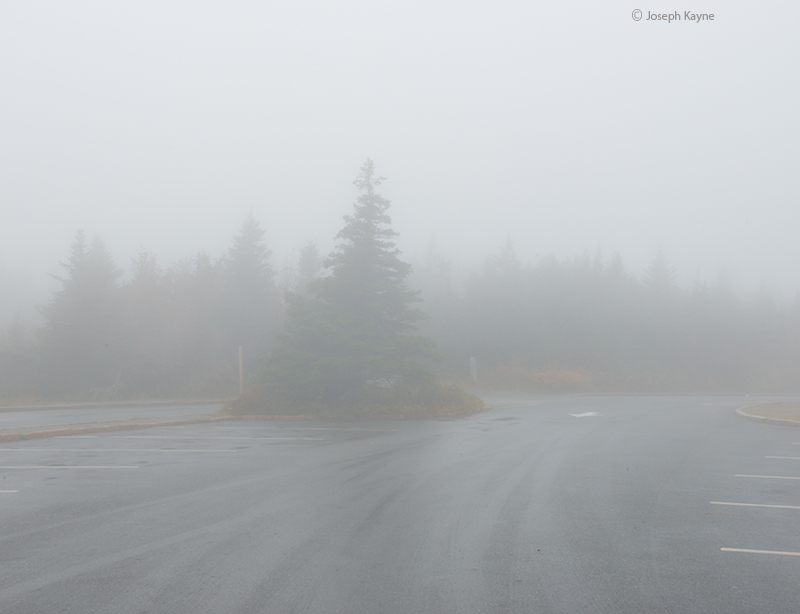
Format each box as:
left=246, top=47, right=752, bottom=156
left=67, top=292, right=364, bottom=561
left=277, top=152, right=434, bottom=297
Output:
left=735, top=406, right=800, bottom=428
left=0, top=399, right=228, bottom=413
left=0, top=416, right=233, bottom=443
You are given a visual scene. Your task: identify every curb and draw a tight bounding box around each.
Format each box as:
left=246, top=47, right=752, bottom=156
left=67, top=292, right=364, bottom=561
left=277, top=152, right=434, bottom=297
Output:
left=0, top=399, right=228, bottom=413
left=735, top=407, right=800, bottom=428
left=236, top=415, right=316, bottom=421
left=0, top=405, right=490, bottom=443
left=0, top=416, right=233, bottom=443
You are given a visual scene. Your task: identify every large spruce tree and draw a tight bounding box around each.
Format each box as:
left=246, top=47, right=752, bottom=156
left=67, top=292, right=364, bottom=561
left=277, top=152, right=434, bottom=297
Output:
left=266, top=159, right=436, bottom=407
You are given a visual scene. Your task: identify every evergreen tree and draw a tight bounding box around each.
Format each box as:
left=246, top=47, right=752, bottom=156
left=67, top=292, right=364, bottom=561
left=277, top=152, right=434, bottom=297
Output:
left=1, top=312, right=26, bottom=353
left=605, top=252, right=632, bottom=287
left=266, top=159, right=436, bottom=406
left=642, top=249, right=676, bottom=295
left=220, top=210, right=279, bottom=356
left=0, top=313, right=37, bottom=400
left=485, top=235, right=521, bottom=277
left=39, top=231, right=123, bottom=395
left=294, top=240, right=322, bottom=294
left=120, top=250, right=236, bottom=396
left=413, top=240, right=456, bottom=337
left=122, top=251, right=173, bottom=394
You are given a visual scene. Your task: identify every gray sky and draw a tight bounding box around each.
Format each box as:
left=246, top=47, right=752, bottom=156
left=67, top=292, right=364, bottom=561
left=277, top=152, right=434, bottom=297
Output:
left=2, top=1, right=799, bottom=322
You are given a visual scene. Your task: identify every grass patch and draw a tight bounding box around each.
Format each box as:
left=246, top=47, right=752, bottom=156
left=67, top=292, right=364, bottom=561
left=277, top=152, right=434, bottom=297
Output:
left=474, top=360, right=795, bottom=394
left=228, top=381, right=484, bottom=419
left=742, top=402, right=800, bottom=422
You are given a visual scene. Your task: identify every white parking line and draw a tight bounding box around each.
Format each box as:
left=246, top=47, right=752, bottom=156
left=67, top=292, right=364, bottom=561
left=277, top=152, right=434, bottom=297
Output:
left=711, top=501, right=800, bottom=510
left=766, top=456, right=800, bottom=460
left=0, top=448, right=236, bottom=453
left=721, top=547, right=800, bottom=557
left=0, top=490, right=19, bottom=493
left=735, top=474, right=800, bottom=480
left=64, top=435, right=323, bottom=441
left=0, top=465, right=139, bottom=469
left=215, top=427, right=396, bottom=432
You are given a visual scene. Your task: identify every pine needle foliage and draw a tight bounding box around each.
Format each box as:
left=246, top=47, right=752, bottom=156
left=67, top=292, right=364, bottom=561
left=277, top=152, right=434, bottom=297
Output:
left=264, top=160, right=438, bottom=411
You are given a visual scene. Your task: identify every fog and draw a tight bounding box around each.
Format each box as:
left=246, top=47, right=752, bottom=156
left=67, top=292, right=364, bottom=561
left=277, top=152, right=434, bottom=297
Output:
left=2, top=0, right=799, bottom=326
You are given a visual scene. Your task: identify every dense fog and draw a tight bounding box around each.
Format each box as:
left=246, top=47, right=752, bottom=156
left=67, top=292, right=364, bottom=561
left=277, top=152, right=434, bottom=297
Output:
left=2, top=197, right=798, bottom=401
left=2, top=1, right=799, bottom=398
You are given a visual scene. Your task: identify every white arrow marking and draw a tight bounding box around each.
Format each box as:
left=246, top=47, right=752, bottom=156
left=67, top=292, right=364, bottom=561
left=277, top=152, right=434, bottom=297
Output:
left=569, top=412, right=600, bottom=418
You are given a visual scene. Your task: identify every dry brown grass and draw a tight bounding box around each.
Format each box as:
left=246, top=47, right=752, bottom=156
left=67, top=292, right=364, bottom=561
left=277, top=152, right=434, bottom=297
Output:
left=741, top=402, right=800, bottom=422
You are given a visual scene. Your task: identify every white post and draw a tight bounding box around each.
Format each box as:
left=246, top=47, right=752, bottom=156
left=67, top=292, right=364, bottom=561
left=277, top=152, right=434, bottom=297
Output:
left=239, top=345, right=244, bottom=396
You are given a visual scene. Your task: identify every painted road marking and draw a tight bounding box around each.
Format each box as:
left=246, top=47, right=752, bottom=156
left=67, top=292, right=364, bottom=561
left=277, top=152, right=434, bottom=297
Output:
left=64, top=435, right=323, bottom=441
left=766, top=456, right=800, bottom=460
left=735, top=474, right=800, bottom=480
left=569, top=412, right=600, bottom=418
left=711, top=501, right=800, bottom=510
left=206, top=427, right=397, bottom=432
left=0, top=465, right=139, bottom=469
left=1, top=490, right=19, bottom=493
left=0, top=448, right=236, bottom=453
left=489, top=403, right=541, bottom=409
left=721, top=547, right=800, bottom=557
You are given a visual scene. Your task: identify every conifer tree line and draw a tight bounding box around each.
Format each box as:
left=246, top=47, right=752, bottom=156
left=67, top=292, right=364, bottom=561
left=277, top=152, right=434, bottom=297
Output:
left=1, top=160, right=799, bottom=402
left=1, top=209, right=284, bottom=400
left=413, top=242, right=800, bottom=392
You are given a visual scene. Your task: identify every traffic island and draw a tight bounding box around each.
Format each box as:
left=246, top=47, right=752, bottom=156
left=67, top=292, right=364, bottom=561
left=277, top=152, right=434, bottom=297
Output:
left=736, top=402, right=800, bottom=427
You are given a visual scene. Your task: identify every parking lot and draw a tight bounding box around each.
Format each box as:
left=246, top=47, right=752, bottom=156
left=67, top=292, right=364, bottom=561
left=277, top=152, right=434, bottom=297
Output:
left=712, top=430, right=800, bottom=558
left=2, top=396, right=799, bottom=613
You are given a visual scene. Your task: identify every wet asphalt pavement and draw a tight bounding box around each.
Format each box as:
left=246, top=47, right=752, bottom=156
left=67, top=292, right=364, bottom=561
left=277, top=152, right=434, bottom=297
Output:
left=1, top=395, right=799, bottom=613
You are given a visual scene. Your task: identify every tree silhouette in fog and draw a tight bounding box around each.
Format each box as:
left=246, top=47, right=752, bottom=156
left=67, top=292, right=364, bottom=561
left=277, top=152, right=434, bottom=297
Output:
left=220, top=210, right=280, bottom=356
left=266, top=159, right=436, bottom=405
left=294, top=240, right=322, bottom=294
left=7, top=196, right=800, bottom=402
left=39, top=231, right=122, bottom=394
left=642, top=249, right=676, bottom=295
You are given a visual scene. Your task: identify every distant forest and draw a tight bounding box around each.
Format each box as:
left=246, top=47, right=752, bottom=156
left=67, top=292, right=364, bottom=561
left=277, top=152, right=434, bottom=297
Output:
left=1, top=213, right=799, bottom=402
